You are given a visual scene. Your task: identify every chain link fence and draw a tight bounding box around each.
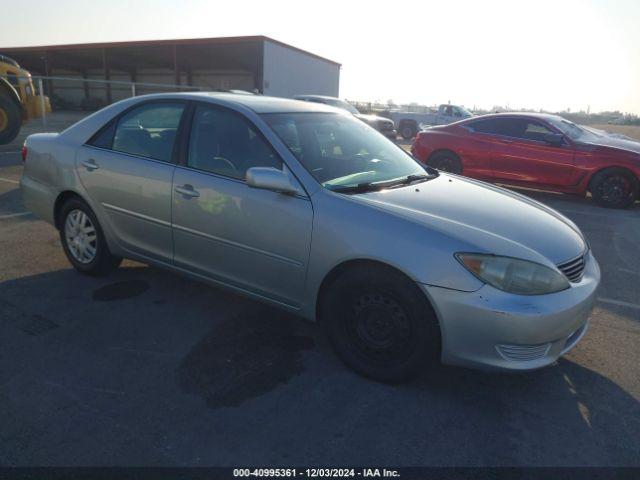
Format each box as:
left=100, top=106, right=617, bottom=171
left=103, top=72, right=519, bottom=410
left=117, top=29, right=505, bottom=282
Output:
left=1, top=75, right=202, bottom=150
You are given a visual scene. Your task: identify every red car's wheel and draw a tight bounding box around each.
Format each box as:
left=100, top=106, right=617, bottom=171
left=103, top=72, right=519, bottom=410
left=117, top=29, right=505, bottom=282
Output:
left=429, top=151, right=462, bottom=174
left=590, top=168, right=638, bottom=209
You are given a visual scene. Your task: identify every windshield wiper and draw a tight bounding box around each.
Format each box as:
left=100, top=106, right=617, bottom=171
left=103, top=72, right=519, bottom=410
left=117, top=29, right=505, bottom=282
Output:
left=387, top=173, right=437, bottom=188
left=328, top=182, right=389, bottom=194
left=329, top=172, right=438, bottom=194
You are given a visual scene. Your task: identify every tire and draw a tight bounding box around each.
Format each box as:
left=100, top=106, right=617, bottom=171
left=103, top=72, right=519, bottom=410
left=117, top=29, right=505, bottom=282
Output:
left=321, top=264, right=441, bottom=383
left=428, top=151, right=463, bottom=174
left=0, top=94, right=21, bottom=145
left=400, top=122, right=417, bottom=140
left=589, top=168, right=638, bottom=209
left=59, top=197, right=122, bottom=276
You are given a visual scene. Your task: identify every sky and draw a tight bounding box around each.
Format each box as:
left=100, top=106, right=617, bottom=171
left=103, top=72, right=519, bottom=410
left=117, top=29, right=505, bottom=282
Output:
left=1, top=0, right=639, bottom=114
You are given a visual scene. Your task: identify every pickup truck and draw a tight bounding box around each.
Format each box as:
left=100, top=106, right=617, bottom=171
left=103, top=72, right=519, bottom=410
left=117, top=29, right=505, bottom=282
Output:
left=386, top=104, right=473, bottom=139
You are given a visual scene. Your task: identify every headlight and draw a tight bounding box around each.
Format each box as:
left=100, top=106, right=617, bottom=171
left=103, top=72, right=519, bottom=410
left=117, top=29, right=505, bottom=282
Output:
left=455, top=253, right=569, bottom=295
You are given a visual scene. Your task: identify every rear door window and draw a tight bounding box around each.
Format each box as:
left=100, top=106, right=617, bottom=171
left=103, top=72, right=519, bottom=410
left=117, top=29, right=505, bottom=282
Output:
left=468, top=118, right=537, bottom=139
left=111, top=102, right=185, bottom=162
left=467, top=118, right=500, bottom=134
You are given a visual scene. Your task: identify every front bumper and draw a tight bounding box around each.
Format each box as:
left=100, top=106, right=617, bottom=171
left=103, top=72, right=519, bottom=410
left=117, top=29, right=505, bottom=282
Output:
left=422, top=250, right=600, bottom=371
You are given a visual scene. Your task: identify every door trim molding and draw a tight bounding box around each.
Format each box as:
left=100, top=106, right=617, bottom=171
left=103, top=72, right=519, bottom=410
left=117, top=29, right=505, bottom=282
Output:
left=172, top=222, right=303, bottom=267
left=102, top=202, right=171, bottom=227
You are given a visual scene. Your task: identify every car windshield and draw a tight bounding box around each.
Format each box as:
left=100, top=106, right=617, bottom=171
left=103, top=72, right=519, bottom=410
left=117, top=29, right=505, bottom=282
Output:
left=263, top=112, right=432, bottom=192
left=458, top=106, right=472, bottom=117
left=547, top=117, right=597, bottom=141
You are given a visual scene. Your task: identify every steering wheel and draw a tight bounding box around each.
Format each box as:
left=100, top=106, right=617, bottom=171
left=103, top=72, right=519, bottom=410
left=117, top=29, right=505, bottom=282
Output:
left=212, top=156, right=237, bottom=172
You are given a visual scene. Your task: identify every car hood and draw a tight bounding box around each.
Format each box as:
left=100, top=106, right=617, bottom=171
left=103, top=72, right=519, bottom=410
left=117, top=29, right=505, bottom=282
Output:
left=355, top=113, right=393, bottom=126
left=350, top=174, right=586, bottom=265
left=579, top=129, right=640, bottom=156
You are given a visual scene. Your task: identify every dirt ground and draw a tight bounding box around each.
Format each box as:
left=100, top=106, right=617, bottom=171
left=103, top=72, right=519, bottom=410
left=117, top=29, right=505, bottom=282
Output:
left=589, top=124, right=640, bottom=141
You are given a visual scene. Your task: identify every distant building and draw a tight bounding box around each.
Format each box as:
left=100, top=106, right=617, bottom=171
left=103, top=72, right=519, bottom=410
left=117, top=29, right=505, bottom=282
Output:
left=1, top=35, right=340, bottom=108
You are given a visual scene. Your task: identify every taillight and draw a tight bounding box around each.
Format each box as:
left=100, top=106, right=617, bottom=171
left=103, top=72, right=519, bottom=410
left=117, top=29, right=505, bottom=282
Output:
left=21, top=144, right=27, bottom=162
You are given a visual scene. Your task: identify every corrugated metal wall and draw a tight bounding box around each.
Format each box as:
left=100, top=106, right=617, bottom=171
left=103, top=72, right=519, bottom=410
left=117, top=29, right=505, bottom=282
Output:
left=262, top=40, right=340, bottom=98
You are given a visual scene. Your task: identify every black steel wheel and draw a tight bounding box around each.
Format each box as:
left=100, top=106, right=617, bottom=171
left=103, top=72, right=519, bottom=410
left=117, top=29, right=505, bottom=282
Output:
left=346, top=292, right=415, bottom=365
left=322, top=264, right=441, bottom=383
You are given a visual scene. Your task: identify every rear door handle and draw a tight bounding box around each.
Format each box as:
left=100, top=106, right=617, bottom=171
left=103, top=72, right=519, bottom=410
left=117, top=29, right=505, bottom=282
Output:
left=82, top=159, right=99, bottom=171
left=174, top=184, right=200, bottom=198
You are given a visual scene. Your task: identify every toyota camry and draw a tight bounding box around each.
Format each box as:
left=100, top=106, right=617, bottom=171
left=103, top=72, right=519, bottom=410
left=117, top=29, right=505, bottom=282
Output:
left=21, top=93, right=600, bottom=382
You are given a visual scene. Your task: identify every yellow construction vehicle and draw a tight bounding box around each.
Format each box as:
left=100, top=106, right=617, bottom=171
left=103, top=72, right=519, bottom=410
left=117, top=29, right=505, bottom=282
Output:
left=0, top=54, right=51, bottom=145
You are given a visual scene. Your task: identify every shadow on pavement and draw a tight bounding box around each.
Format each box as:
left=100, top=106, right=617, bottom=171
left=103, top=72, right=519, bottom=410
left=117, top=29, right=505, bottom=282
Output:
left=0, top=264, right=638, bottom=466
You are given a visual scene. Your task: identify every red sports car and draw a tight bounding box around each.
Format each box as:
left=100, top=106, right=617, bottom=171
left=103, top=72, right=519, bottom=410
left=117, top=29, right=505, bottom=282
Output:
left=411, top=113, right=640, bottom=208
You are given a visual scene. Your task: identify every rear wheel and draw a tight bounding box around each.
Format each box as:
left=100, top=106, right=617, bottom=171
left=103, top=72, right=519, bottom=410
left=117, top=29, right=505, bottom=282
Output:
left=322, top=264, right=441, bottom=383
left=59, top=197, right=122, bottom=276
left=429, top=151, right=463, bottom=174
left=0, top=95, right=21, bottom=145
left=590, top=168, right=638, bottom=209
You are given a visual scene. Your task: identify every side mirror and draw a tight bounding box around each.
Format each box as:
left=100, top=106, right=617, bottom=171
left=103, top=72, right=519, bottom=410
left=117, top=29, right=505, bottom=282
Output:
left=246, top=167, right=299, bottom=195
left=543, top=132, right=565, bottom=146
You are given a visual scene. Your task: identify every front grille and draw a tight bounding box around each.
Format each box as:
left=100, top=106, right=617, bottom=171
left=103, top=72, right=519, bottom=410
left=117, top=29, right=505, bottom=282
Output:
left=496, top=343, right=551, bottom=362
left=557, top=253, right=586, bottom=283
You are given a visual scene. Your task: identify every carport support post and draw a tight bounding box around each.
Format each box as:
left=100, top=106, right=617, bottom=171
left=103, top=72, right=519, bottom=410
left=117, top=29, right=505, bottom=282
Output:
left=43, top=51, right=54, bottom=97
left=102, top=49, right=112, bottom=104
left=82, top=71, right=90, bottom=102
left=130, top=68, right=137, bottom=97
left=38, top=78, right=47, bottom=131
left=173, top=45, right=180, bottom=90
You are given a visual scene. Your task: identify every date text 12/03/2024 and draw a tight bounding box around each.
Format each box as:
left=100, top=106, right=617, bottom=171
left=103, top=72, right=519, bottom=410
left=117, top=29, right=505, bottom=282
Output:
left=232, top=468, right=400, bottom=478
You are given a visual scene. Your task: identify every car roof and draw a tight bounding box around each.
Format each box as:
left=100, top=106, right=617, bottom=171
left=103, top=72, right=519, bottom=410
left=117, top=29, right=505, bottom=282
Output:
left=293, top=94, right=340, bottom=101
left=162, top=92, right=341, bottom=114
left=58, top=91, right=345, bottom=145
left=463, top=112, right=565, bottom=123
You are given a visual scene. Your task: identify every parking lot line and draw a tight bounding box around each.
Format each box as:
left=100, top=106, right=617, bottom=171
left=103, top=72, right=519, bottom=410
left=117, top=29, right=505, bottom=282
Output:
left=0, top=177, right=19, bottom=184
left=0, top=151, right=21, bottom=155
left=0, top=212, right=30, bottom=220
left=597, top=297, right=640, bottom=311
left=619, top=268, right=639, bottom=276
left=0, top=177, right=20, bottom=185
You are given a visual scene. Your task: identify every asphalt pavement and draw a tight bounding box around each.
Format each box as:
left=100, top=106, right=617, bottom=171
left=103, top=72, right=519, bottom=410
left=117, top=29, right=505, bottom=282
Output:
left=1, top=149, right=639, bottom=466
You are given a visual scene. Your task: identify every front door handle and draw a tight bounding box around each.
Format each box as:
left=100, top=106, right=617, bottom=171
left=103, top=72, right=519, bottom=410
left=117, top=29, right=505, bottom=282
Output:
left=82, top=159, right=99, bottom=171
left=174, top=184, right=200, bottom=198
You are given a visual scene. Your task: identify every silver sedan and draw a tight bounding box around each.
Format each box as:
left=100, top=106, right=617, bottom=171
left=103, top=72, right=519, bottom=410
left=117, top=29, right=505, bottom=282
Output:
left=20, top=93, right=600, bottom=382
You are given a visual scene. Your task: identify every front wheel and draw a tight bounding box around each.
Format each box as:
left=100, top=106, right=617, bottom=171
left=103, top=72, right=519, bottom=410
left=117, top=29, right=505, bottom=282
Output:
left=590, top=168, right=638, bottom=209
left=322, top=265, right=441, bottom=383
left=59, top=197, right=122, bottom=276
